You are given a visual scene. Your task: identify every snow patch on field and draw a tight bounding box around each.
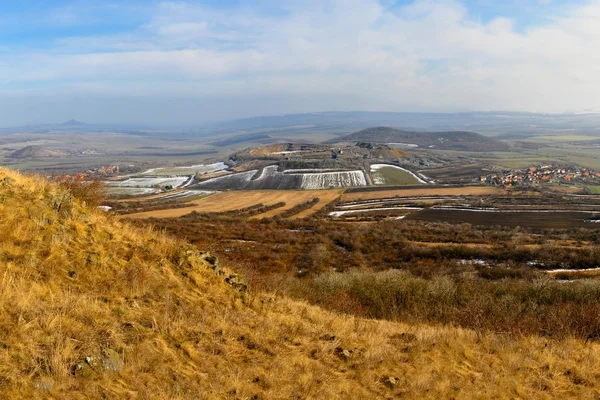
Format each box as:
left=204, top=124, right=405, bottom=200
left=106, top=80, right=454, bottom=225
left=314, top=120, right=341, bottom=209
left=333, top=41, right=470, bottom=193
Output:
left=329, top=206, right=423, bottom=217
left=142, top=162, right=227, bottom=176
left=387, top=143, right=419, bottom=148
left=155, top=190, right=214, bottom=200
left=282, top=168, right=341, bottom=174
left=272, top=150, right=311, bottom=155
left=195, top=170, right=257, bottom=189
left=107, top=177, right=189, bottom=188
left=370, top=164, right=427, bottom=184
left=431, top=207, right=600, bottom=214
left=106, top=187, right=159, bottom=196
left=545, top=267, right=600, bottom=273
left=300, top=171, right=367, bottom=190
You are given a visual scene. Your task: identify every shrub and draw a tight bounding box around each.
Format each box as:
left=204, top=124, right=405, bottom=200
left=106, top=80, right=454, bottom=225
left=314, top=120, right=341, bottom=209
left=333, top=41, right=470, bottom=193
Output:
left=59, top=179, right=105, bottom=207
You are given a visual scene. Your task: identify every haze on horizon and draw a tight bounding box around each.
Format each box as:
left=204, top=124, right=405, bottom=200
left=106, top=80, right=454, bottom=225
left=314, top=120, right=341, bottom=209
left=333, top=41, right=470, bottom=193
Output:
left=1, top=0, right=599, bottom=127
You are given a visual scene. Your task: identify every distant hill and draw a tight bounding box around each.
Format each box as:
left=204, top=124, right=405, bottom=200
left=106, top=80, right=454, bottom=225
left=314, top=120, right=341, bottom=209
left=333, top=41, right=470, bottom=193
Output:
left=8, top=145, right=68, bottom=159
left=331, top=126, right=510, bottom=152
left=60, top=119, right=88, bottom=127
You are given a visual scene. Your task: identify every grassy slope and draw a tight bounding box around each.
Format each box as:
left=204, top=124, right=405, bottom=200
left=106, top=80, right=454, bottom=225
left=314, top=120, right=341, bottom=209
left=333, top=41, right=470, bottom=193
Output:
left=2, top=168, right=600, bottom=399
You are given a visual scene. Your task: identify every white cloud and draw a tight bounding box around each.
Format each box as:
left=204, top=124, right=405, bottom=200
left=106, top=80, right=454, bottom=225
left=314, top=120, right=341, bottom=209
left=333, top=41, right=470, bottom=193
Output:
left=2, top=0, right=600, bottom=124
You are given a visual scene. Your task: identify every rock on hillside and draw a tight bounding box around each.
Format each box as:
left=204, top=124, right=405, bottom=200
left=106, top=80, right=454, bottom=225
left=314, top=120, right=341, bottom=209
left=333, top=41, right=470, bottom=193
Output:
left=2, top=168, right=600, bottom=399
left=333, top=126, right=510, bottom=152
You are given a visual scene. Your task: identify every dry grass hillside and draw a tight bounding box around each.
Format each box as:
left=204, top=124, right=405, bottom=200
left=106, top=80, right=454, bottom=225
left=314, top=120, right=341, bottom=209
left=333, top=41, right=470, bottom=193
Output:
left=2, top=167, right=600, bottom=399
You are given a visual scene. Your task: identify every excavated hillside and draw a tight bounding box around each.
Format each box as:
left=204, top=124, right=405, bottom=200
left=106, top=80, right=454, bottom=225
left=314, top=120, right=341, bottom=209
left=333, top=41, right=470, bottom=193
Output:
left=2, top=167, right=600, bottom=399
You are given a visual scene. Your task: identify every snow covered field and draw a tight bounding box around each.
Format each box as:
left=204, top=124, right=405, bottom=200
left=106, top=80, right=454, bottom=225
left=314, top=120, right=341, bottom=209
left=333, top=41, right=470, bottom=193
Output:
left=193, top=168, right=367, bottom=190
left=370, top=164, right=427, bottom=185
left=105, top=187, right=160, bottom=196
left=107, top=177, right=189, bottom=188
left=300, top=171, right=367, bottom=189
left=141, top=162, right=228, bottom=176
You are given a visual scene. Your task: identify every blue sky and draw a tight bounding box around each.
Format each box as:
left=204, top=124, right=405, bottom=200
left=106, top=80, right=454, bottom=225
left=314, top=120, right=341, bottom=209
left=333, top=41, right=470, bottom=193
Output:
left=0, top=0, right=599, bottom=126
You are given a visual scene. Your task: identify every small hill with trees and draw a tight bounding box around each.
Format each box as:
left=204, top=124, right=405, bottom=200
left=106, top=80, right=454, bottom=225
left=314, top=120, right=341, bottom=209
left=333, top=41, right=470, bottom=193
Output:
left=332, top=126, right=510, bottom=152
left=8, top=145, right=68, bottom=159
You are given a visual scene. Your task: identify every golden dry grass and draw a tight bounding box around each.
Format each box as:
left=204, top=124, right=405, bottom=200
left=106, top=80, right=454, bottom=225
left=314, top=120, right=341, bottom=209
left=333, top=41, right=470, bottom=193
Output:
left=125, top=189, right=342, bottom=219
left=342, top=186, right=506, bottom=202
left=342, top=186, right=507, bottom=201
left=3, top=167, right=600, bottom=399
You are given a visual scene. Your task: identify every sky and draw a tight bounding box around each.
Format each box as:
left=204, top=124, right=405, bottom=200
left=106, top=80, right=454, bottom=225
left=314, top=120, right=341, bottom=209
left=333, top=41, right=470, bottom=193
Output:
left=0, top=0, right=599, bottom=126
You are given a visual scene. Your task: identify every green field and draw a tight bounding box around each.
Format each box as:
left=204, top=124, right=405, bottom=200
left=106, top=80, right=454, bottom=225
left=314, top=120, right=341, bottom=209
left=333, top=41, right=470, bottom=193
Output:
left=588, top=186, right=600, bottom=194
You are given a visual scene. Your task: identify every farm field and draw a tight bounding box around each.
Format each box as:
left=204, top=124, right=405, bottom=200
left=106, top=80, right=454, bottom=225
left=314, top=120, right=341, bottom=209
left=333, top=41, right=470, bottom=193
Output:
left=530, top=134, right=600, bottom=142
left=421, top=164, right=492, bottom=182
left=124, top=189, right=342, bottom=219
left=370, top=164, right=425, bottom=185
left=405, top=209, right=599, bottom=229
left=464, top=146, right=600, bottom=170
left=194, top=166, right=367, bottom=190
left=141, top=162, right=228, bottom=176
left=342, top=186, right=506, bottom=202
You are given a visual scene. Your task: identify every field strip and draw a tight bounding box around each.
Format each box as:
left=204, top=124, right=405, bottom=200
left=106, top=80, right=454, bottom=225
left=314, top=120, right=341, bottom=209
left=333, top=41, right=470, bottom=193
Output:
left=430, top=207, right=600, bottom=213
left=545, top=267, right=600, bottom=274
left=371, top=164, right=427, bottom=184
left=119, top=189, right=188, bottom=202
left=125, top=189, right=342, bottom=219
left=342, top=186, right=507, bottom=202
left=330, top=207, right=423, bottom=217
left=250, top=189, right=343, bottom=219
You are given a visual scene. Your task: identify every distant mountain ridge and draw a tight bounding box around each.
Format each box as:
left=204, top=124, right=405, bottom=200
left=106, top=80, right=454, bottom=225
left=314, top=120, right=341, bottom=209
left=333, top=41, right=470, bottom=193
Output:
left=330, top=126, right=510, bottom=152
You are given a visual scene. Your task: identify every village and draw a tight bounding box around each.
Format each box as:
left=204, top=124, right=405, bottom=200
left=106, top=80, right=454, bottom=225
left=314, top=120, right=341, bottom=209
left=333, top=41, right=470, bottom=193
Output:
left=481, top=163, right=600, bottom=187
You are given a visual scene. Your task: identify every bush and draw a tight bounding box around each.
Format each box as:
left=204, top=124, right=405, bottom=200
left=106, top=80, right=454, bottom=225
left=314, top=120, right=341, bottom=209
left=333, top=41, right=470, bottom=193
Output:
left=282, top=269, right=600, bottom=339
left=59, top=179, right=105, bottom=207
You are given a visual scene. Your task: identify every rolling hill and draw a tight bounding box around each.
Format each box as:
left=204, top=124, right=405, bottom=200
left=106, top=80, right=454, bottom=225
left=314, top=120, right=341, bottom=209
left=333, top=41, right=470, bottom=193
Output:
left=1, top=168, right=600, bottom=398
left=8, top=145, right=69, bottom=159
left=331, top=126, right=510, bottom=152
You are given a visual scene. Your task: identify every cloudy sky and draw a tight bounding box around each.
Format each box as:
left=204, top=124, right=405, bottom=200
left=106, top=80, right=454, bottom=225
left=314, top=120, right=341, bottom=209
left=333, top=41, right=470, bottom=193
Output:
left=1, top=0, right=599, bottom=126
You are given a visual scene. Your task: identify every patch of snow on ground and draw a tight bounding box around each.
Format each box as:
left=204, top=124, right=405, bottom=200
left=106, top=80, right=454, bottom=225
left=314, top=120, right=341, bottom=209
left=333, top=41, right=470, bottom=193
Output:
left=370, top=164, right=427, bottom=184
left=329, top=206, right=423, bottom=217
left=105, top=187, right=159, bottom=196
left=545, top=267, right=600, bottom=273
left=387, top=143, right=419, bottom=148
left=142, top=162, right=228, bottom=176
left=282, top=168, right=341, bottom=174
left=300, top=171, right=367, bottom=189
left=107, top=177, right=189, bottom=188
left=195, top=170, right=257, bottom=188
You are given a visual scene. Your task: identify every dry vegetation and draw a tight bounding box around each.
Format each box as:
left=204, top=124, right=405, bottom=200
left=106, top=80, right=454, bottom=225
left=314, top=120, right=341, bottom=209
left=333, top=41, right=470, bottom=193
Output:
left=136, top=215, right=600, bottom=339
left=342, top=186, right=506, bottom=202
left=4, top=167, right=600, bottom=398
